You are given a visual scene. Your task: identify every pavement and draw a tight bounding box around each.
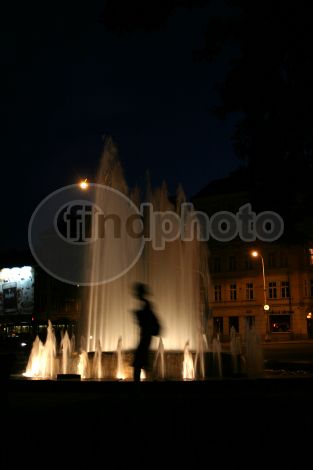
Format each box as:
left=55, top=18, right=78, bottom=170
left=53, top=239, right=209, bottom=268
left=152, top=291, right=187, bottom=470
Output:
left=1, top=340, right=313, bottom=468
left=1, top=375, right=313, bottom=468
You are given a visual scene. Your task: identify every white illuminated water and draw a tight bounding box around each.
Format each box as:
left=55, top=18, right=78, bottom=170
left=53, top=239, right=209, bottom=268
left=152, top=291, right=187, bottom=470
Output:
left=182, top=341, right=195, bottom=380
left=116, top=336, right=125, bottom=379
left=23, top=141, right=210, bottom=380
left=77, top=350, right=89, bottom=379
left=24, top=320, right=57, bottom=378
left=153, top=337, right=165, bottom=379
left=60, top=330, right=72, bottom=374
left=85, top=139, right=210, bottom=353
left=23, top=142, right=266, bottom=380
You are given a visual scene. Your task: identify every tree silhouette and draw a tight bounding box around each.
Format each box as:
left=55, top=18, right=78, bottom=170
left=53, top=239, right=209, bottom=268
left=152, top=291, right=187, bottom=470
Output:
left=102, top=0, right=209, bottom=33
left=102, top=0, right=313, bottom=239
left=197, top=0, right=313, bottom=238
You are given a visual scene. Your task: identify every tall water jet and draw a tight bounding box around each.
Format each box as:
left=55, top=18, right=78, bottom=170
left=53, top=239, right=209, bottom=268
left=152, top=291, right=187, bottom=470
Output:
left=92, top=339, right=103, bottom=379
left=70, top=333, right=76, bottom=355
left=153, top=337, right=165, bottom=379
left=43, top=320, right=57, bottom=378
left=183, top=341, right=195, bottom=380
left=77, top=350, right=90, bottom=379
left=60, top=330, right=72, bottom=374
left=116, top=336, right=125, bottom=380
left=194, top=333, right=208, bottom=379
left=24, top=320, right=57, bottom=378
left=24, top=335, right=43, bottom=378
left=84, top=138, right=209, bottom=360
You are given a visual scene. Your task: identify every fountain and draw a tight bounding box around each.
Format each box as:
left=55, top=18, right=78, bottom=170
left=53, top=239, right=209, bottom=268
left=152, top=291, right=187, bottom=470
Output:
left=23, top=139, right=265, bottom=381
left=24, top=139, right=210, bottom=380
left=80, top=138, right=210, bottom=379
left=24, top=320, right=57, bottom=378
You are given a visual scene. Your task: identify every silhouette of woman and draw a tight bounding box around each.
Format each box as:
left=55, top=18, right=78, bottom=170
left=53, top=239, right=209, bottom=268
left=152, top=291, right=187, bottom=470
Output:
left=132, top=282, right=160, bottom=382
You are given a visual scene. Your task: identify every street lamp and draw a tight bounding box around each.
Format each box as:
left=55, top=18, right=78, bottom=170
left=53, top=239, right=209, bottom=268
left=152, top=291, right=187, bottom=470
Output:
left=251, top=250, right=271, bottom=341
left=79, top=178, right=89, bottom=190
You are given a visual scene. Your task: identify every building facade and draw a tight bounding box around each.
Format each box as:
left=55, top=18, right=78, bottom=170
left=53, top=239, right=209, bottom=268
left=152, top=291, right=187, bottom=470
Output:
left=193, top=170, right=313, bottom=341
left=207, top=239, right=313, bottom=341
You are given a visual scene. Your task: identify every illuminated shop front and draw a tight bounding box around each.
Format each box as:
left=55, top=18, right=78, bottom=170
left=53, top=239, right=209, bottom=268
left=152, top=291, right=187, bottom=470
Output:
left=0, top=266, right=34, bottom=315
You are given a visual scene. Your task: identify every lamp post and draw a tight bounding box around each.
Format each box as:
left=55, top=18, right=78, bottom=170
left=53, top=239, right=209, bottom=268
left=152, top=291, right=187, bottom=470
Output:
left=251, top=250, right=271, bottom=341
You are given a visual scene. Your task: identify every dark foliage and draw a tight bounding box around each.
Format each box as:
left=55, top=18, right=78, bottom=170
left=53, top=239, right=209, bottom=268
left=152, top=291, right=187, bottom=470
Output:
left=197, top=0, right=313, bottom=239
left=102, top=0, right=313, bottom=240
left=102, top=0, right=209, bottom=33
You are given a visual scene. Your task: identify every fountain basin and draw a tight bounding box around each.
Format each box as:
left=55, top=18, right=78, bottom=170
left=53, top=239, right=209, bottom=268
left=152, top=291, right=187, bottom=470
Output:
left=75, top=350, right=246, bottom=380
left=57, top=373, right=81, bottom=380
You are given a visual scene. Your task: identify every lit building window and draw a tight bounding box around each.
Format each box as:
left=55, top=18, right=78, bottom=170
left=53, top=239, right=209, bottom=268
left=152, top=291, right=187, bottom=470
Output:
left=214, top=285, right=222, bottom=302
left=281, top=281, right=290, bottom=298
left=213, top=317, right=223, bottom=335
left=246, top=282, right=254, bottom=300
left=228, top=256, right=237, bottom=271
left=230, top=283, right=237, bottom=301
left=309, top=248, right=313, bottom=265
left=229, top=316, right=239, bottom=333
left=213, top=257, right=221, bottom=273
left=269, top=281, right=277, bottom=299
left=270, top=314, right=291, bottom=333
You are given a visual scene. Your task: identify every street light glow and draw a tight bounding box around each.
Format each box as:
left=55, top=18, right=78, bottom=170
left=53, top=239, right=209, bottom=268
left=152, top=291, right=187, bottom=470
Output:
left=79, top=178, right=89, bottom=190
left=251, top=250, right=259, bottom=257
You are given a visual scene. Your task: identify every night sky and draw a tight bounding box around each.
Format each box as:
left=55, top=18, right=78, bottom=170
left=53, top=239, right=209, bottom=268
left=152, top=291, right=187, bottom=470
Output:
left=1, top=1, right=240, bottom=250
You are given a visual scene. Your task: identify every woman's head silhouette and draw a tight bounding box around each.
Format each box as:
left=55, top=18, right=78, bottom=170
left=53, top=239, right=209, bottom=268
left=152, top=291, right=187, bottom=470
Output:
left=132, top=282, right=149, bottom=300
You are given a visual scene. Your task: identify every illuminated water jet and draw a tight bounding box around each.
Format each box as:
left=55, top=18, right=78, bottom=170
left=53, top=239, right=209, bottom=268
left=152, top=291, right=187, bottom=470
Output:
left=24, top=320, right=57, bottom=378
left=92, top=340, right=103, bottom=379
left=77, top=350, right=90, bottom=379
left=25, top=140, right=266, bottom=380
left=60, top=330, right=72, bottom=375
left=84, top=139, right=210, bottom=364
left=116, top=336, right=125, bottom=380
left=153, top=337, right=165, bottom=379
left=182, top=341, right=195, bottom=380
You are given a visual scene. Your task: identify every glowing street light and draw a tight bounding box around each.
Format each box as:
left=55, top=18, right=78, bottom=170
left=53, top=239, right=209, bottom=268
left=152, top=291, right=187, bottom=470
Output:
left=79, top=178, right=89, bottom=190
left=251, top=250, right=271, bottom=340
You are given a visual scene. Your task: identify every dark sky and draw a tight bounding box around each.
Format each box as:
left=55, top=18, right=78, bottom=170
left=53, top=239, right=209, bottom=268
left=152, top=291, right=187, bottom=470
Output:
left=1, top=0, right=240, bottom=250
